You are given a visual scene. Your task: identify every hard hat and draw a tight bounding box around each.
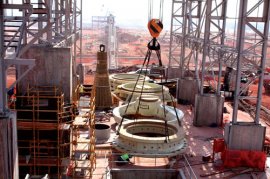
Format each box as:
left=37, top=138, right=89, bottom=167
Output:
left=148, top=19, right=163, bottom=38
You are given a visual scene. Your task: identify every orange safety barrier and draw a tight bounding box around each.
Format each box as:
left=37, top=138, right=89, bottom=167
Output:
left=213, top=138, right=225, bottom=153
left=221, top=149, right=266, bottom=171
left=212, top=138, right=226, bottom=161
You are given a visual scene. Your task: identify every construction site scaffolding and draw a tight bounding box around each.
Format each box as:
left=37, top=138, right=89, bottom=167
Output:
left=16, top=86, right=74, bottom=178
left=71, top=83, right=96, bottom=178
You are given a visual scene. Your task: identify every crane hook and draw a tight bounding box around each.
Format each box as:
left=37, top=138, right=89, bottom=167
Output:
left=147, top=19, right=163, bottom=38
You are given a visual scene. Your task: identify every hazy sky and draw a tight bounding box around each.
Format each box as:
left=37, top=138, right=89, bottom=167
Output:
left=82, top=0, right=173, bottom=29
left=82, top=0, right=247, bottom=31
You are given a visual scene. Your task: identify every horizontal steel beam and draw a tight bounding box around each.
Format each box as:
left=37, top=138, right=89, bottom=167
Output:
left=1, top=4, right=32, bottom=9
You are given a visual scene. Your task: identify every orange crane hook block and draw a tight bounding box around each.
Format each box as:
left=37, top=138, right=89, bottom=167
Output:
left=148, top=19, right=163, bottom=38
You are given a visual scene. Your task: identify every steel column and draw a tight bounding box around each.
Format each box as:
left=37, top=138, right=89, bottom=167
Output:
left=168, top=0, right=185, bottom=68
left=199, top=0, right=228, bottom=94
left=254, top=0, right=270, bottom=123
left=179, top=0, right=187, bottom=78
left=73, top=0, right=77, bottom=61
left=232, top=0, right=247, bottom=124
left=200, top=0, right=212, bottom=94
left=232, top=0, right=269, bottom=124
left=0, top=5, right=6, bottom=113
left=180, top=0, right=205, bottom=79
left=80, top=0, right=82, bottom=63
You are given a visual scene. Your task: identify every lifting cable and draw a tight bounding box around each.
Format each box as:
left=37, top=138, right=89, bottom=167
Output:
left=117, top=0, right=181, bottom=143
left=148, top=0, right=164, bottom=22
left=159, top=0, right=164, bottom=22
left=116, top=37, right=167, bottom=136
left=116, top=49, right=152, bottom=134
left=148, top=0, right=153, bottom=21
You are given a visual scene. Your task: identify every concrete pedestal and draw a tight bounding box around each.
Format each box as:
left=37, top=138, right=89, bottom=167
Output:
left=165, top=67, right=181, bottom=79
left=224, top=123, right=266, bottom=151
left=178, top=77, right=200, bottom=105
left=193, top=94, right=224, bottom=127
left=77, top=63, right=85, bottom=84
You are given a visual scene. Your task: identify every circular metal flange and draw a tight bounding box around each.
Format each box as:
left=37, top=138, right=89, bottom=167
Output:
left=116, top=82, right=173, bottom=103
left=113, top=95, right=184, bottom=125
left=113, top=119, right=187, bottom=157
left=109, top=73, right=150, bottom=91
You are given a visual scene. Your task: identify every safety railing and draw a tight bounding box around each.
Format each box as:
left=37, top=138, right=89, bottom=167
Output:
left=181, top=154, right=198, bottom=179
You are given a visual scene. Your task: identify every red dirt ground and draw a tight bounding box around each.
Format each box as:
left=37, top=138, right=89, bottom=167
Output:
left=6, top=28, right=270, bottom=111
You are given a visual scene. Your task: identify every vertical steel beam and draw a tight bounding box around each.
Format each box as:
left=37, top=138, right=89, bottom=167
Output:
left=232, top=0, right=269, bottom=124
left=47, top=0, right=52, bottom=41
left=79, top=0, right=82, bottom=63
left=232, top=0, right=247, bottom=124
left=38, top=0, right=43, bottom=43
left=168, top=0, right=185, bottom=68
left=65, top=0, right=70, bottom=36
left=179, top=1, right=187, bottom=78
left=217, top=0, right=228, bottom=94
left=168, top=0, right=176, bottom=68
left=197, top=0, right=228, bottom=95
left=74, top=0, right=82, bottom=63
left=255, top=0, right=270, bottom=123
left=69, top=0, right=72, bottom=31
left=73, top=0, right=77, bottom=61
left=0, top=5, right=7, bottom=113
left=60, top=0, right=63, bottom=33
left=182, top=0, right=205, bottom=80
left=107, top=15, right=117, bottom=69
left=55, top=0, right=59, bottom=33
left=200, top=0, right=212, bottom=94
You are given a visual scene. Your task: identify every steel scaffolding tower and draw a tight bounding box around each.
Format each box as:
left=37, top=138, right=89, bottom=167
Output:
left=1, top=0, right=83, bottom=177
left=107, top=14, right=118, bottom=69
left=169, top=0, right=270, bottom=124
left=92, top=15, right=118, bottom=69
left=1, top=0, right=82, bottom=113
left=232, top=0, right=270, bottom=124
left=168, top=0, right=185, bottom=68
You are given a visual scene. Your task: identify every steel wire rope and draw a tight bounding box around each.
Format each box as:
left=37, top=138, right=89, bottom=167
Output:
left=155, top=48, right=169, bottom=142
left=133, top=51, right=152, bottom=127
left=117, top=0, right=167, bottom=146
left=159, top=0, right=164, bottom=22
left=156, top=39, right=181, bottom=128
left=160, top=67, right=169, bottom=143
left=149, top=0, right=164, bottom=21
left=148, top=0, right=153, bottom=21
left=116, top=49, right=152, bottom=134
